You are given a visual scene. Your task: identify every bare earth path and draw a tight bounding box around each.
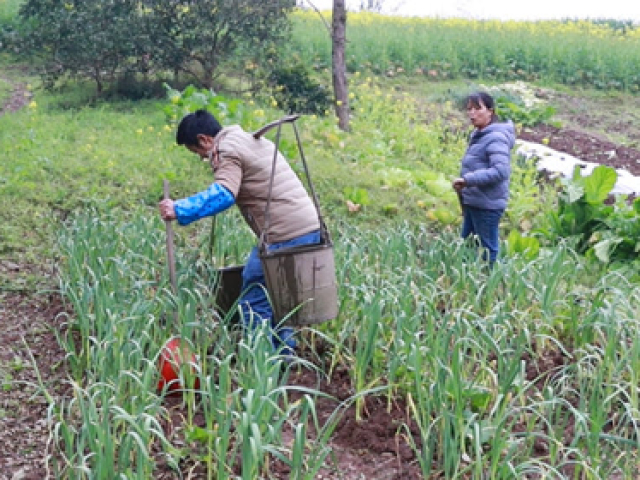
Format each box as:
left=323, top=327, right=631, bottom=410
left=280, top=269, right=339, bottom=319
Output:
left=2, top=82, right=640, bottom=479
left=0, top=69, right=31, bottom=115
left=1, top=75, right=67, bottom=480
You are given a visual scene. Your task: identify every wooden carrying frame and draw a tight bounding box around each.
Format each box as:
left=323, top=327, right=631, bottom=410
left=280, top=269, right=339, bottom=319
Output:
left=255, top=115, right=338, bottom=326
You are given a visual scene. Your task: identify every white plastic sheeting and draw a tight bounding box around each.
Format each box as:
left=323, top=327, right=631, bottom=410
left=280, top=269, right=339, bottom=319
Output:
left=516, top=140, right=640, bottom=195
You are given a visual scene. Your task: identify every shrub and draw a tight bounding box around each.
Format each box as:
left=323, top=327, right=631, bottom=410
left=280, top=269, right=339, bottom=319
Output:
left=141, top=0, right=296, bottom=89
left=18, top=0, right=149, bottom=93
left=17, top=0, right=296, bottom=94
left=107, top=73, right=168, bottom=101
left=268, top=63, right=332, bottom=115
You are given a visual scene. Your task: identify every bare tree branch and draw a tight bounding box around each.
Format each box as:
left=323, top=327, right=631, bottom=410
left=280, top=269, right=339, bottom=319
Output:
left=299, top=0, right=332, bottom=34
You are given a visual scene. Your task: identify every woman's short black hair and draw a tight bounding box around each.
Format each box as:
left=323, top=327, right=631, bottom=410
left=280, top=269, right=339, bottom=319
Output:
left=176, top=109, right=223, bottom=147
left=466, top=91, right=495, bottom=111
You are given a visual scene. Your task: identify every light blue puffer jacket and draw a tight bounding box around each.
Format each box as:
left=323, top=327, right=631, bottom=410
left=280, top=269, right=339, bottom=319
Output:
left=459, top=121, right=515, bottom=210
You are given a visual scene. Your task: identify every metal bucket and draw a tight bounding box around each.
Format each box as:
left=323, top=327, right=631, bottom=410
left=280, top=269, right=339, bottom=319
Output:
left=214, top=265, right=244, bottom=321
left=260, top=241, right=338, bottom=326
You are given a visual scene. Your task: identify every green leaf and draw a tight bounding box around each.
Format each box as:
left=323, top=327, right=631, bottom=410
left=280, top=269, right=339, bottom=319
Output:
left=185, top=426, right=214, bottom=444
left=565, top=182, right=584, bottom=203
left=420, top=177, right=451, bottom=197
left=507, top=230, right=540, bottom=259
left=583, top=165, right=617, bottom=205
left=343, top=187, right=370, bottom=206
left=468, top=389, right=492, bottom=411
left=377, top=167, right=413, bottom=188
left=571, top=164, right=583, bottom=183
left=592, top=236, right=623, bottom=263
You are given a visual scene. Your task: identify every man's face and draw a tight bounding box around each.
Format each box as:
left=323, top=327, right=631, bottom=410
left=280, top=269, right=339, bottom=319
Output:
left=187, top=134, right=215, bottom=160
left=187, top=144, right=210, bottom=160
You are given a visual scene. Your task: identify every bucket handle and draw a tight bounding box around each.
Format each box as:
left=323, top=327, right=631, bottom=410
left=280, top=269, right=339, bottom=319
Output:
left=252, top=114, right=300, bottom=140
left=256, top=115, right=331, bottom=254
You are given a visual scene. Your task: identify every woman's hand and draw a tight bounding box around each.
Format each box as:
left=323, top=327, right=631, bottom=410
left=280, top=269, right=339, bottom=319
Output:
left=159, top=199, right=177, bottom=221
left=452, top=177, right=467, bottom=192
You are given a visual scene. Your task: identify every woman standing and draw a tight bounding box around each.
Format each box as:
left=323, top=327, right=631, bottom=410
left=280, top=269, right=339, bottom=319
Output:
left=452, top=92, right=515, bottom=264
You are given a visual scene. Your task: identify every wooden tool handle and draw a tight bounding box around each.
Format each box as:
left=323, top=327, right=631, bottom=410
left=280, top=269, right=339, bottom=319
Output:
left=163, top=180, right=177, bottom=294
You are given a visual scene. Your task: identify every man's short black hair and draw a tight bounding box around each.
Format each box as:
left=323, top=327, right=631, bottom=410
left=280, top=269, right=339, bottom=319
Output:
left=176, top=109, right=223, bottom=147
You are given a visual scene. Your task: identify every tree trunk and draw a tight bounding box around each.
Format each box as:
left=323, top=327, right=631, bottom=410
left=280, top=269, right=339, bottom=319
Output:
left=332, top=0, right=350, bottom=132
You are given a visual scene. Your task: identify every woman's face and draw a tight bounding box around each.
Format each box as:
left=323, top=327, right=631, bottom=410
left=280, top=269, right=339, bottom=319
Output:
left=467, top=100, right=493, bottom=130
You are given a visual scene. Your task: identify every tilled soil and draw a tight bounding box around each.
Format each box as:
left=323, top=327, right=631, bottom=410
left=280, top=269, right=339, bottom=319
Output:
left=2, top=83, right=640, bottom=479
left=0, top=290, right=69, bottom=480
left=518, top=124, right=640, bottom=177
left=0, top=288, right=594, bottom=480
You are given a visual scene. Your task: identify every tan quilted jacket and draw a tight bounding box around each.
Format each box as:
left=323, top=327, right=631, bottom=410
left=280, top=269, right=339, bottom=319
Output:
left=212, top=125, right=320, bottom=244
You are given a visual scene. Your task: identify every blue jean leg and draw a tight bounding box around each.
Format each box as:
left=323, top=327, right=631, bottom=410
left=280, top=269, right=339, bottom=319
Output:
left=238, top=230, right=321, bottom=353
left=461, top=206, right=504, bottom=263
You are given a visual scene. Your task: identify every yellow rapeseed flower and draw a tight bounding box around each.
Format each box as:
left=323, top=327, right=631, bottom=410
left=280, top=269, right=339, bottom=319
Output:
left=28, top=101, right=37, bottom=109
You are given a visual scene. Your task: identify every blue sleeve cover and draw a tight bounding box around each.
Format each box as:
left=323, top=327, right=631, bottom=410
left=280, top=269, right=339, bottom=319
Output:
left=174, top=183, right=235, bottom=226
